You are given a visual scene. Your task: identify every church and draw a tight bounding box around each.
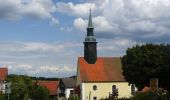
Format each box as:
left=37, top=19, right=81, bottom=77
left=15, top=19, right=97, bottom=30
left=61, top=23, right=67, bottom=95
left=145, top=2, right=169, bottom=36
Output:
left=76, top=11, right=135, bottom=100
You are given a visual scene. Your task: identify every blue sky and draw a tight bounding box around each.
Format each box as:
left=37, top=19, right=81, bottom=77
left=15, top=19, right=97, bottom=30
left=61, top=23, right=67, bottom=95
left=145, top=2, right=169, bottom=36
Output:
left=0, top=0, right=170, bottom=77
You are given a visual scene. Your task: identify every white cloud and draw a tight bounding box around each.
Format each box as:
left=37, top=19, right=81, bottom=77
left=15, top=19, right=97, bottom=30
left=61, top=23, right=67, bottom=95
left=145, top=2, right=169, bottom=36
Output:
left=0, top=39, right=139, bottom=77
left=0, top=42, right=81, bottom=53
left=5, top=63, right=76, bottom=77
left=0, top=41, right=80, bottom=77
left=73, top=18, right=87, bottom=31
left=58, top=0, right=170, bottom=42
left=98, top=38, right=140, bottom=56
left=56, top=2, right=96, bottom=17
left=60, top=27, right=73, bottom=32
left=0, top=0, right=58, bottom=24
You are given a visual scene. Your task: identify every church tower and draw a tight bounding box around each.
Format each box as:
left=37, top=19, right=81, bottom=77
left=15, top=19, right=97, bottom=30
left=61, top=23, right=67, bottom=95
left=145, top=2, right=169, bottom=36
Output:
left=84, top=10, right=97, bottom=64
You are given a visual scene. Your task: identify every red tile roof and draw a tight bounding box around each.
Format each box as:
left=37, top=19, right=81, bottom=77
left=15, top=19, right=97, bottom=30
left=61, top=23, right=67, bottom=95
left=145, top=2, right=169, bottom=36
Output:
left=37, top=80, right=59, bottom=96
left=78, top=57, right=125, bottom=82
left=0, top=67, right=8, bottom=81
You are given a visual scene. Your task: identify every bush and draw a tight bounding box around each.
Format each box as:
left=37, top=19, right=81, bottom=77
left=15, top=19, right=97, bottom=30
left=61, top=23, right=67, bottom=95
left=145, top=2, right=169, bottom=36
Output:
left=129, top=92, right=170, bottom=100
left=68, top=95, right=80, bottom=100
left=101, top=91, right=170, bottom=100
left=0, top=94, right=5, bottom=100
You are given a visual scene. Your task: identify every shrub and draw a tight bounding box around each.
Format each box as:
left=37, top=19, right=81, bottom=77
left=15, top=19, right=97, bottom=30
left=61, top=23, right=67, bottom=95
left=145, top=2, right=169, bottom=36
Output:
left=68, top=95, right=80, bottom=100
left=129, top=92, right=170, bottom=100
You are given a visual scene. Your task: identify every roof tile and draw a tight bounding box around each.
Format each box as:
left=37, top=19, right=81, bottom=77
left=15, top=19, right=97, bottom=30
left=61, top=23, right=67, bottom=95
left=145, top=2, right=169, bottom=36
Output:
left=0, top=67, right=8, bottom=81
left=38, top=80, right=59, bottom=96
left=78, top=57, right=125, bottom=82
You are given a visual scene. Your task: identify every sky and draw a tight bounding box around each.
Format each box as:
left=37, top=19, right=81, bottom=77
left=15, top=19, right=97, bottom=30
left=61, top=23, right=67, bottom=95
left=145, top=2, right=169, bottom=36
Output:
left=0, top=0, right=170, bottom=78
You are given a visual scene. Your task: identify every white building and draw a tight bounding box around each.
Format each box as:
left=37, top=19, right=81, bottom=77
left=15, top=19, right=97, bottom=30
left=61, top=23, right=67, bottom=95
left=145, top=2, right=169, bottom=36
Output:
left=59, top=77, right=76, bottom=99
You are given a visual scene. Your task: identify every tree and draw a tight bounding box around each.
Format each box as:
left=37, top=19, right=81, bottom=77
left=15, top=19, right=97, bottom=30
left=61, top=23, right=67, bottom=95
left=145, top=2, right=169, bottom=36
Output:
left=122, top=44, right=170, bottom=91
left=7, top=75, right=31, bottom=100
left=7, top=75, right=50, bottom=100
left=30, top=85, right=49, bottom=100
left=0, top=94, right=5, bottom=100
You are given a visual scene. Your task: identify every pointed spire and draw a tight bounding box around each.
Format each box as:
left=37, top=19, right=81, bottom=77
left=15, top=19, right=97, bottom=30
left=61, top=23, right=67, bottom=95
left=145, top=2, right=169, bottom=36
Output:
left=88, top=9, right=93, bottom=28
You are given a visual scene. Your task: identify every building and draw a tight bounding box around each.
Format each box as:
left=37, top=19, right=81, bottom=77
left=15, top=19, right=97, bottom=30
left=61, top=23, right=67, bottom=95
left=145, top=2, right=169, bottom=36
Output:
left=0, top=67, right=8, bottom=94
left=59, top=77, right=76, bottom=99
left=76, top=11, right=135, bottom=100
left=37, top=80, right=59, bottom=99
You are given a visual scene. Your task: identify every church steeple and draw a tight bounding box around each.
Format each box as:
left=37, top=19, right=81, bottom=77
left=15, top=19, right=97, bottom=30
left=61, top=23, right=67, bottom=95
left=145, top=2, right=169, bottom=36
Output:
left=88, top=9, right=93, bottom=28
left=84, top=10, right=97, bottom=64
left=87, top=9, right=94, bottom=37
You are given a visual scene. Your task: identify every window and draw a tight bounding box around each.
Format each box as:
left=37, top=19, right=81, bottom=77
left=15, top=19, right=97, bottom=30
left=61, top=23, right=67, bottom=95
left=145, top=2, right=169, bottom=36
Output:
left=93, top=96, right=97, bottom=100
left=112, top=85, right=116, bottom=94
left=93, top=85, right=97, bottom=91
left=112, top=85, right=118, bottom=97
left=131, top=84, right=135, bottom=95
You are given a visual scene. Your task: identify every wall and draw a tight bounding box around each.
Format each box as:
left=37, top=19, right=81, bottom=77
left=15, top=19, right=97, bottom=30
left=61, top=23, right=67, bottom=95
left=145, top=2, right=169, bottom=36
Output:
left=81, top=82, right=132, bottom=100
left=0, top=82, right=6, bottom=94
left=65, top=88, right=74, bottom=99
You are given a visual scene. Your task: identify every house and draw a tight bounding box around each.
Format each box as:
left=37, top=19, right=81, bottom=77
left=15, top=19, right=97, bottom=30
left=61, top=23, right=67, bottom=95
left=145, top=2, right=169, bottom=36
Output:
left=37, top=80, right=59, bottom=99
left=59, top=77, right=76, bottom=99
left=0, top=67, right=8, bottom=94
left=76, top=11, right=135, bottom=100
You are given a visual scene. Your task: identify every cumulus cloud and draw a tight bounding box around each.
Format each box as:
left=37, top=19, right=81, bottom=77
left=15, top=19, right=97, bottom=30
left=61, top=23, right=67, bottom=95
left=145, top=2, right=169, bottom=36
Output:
left=58, top=0, right=170, bottom=42
left=0, top=41, right=80, bottom=77
left=0, top=0, right=58, bottom=24
left=0, top=38, right=139, bottom=77
left=97, top=38, right=141, bottom=56
left=74, top=18, right=87, bottom=31
left=56, top=2, right=96, bottom=17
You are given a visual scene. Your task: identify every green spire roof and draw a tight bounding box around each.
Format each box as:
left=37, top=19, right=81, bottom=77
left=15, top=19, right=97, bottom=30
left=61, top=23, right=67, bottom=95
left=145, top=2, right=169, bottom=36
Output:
left=88, top=9, right=93, bottom=28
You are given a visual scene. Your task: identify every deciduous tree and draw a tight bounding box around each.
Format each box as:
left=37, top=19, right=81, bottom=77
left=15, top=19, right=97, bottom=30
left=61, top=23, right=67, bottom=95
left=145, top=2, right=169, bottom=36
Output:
left=122, top=44, right=170, bottom=91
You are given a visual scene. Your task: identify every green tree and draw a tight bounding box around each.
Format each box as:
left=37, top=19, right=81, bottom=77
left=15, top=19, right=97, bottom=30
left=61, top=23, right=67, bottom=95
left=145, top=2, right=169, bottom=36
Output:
left=122, top=44, right=170, bottom=90
left=0, top=94, right=5, bottom=100
left=8, top=75, right=30, bottom=100
left=30, top=85, right=49, bottom=100
left=7, top=75, right=50, bottom=100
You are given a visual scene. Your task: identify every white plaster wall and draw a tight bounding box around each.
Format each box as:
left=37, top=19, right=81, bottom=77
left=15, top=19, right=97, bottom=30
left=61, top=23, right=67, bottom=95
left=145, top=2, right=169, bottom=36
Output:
left=81, top=82, right=133, bottom=100
left=65, top=88, right=74, bottom=99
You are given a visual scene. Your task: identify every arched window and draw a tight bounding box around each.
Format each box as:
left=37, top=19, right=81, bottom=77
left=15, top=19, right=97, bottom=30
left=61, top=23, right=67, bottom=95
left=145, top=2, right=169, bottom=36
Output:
left=112, top=85, right=118, bottom=97
left=131, top=84, right=135, bottom=95
left=112, top=85, right=116, bottom=93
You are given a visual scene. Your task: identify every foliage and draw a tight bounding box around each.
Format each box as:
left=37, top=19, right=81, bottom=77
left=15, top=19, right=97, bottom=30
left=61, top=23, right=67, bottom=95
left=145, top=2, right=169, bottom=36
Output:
left=31, top=76, right=59, bottom=81
left=129, top=92, right=170, bottom=100
left=6, top=74, right=49, bottom=100
left=68, top=95, right=80, bottom=100
left=122, top=44, right=170, bottom=90
left=101, top=91, right=170, bottom=100
left=7, top=75, right=32, bottom=100
left=30, top=85, right=49, bottom=100
left=0, top=94, right=5, bottom=100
